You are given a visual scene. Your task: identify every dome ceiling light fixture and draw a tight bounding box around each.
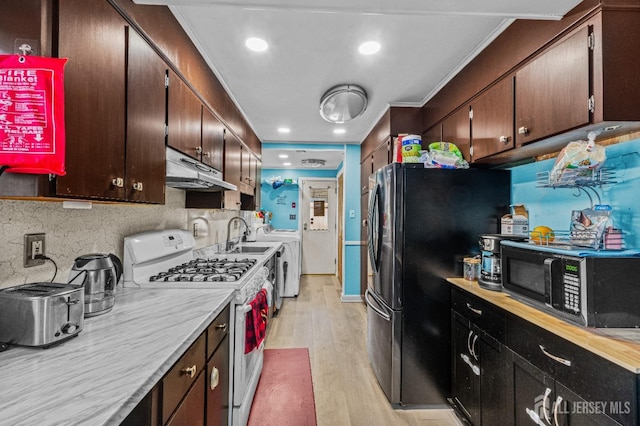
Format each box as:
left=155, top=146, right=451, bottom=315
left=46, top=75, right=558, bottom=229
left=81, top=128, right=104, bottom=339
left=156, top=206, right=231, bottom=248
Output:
left=301, top=159, right=326, bottom=168
left=319, top=84, right=368, bottom=123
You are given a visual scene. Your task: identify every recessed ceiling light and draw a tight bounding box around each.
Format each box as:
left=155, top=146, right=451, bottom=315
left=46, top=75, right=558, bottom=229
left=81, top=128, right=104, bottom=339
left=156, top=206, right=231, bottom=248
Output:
left=245, top=37, right=268, bottom=52
left=278, top=127, right=290, bottom=133
left=359, top=41, right=381, bottom=55
left=278, top=154, right=289, bottom=159
left=334, top=128, right=346, bottom=134
left=283, top=162, right=291, bottom=166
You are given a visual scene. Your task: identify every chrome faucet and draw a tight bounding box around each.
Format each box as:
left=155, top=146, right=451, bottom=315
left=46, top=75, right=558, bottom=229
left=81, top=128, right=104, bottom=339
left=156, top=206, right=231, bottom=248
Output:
left=225, top=217, right=250, bottom=252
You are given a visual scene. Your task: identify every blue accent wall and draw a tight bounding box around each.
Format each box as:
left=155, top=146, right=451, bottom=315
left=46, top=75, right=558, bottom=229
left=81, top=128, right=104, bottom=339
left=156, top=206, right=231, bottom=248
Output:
left=260, top=143, right=362, bottom=297
left=510, top=138, right=640, bottom=249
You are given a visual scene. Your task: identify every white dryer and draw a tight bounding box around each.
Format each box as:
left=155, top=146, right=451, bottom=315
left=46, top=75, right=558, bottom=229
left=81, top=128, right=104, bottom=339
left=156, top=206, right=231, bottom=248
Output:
left=256, top=226, right=301, bottom=298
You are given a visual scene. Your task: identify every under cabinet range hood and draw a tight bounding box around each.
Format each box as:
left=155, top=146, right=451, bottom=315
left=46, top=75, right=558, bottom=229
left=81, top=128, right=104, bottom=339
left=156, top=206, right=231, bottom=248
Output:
left=165, top=146, right=237, bottom=191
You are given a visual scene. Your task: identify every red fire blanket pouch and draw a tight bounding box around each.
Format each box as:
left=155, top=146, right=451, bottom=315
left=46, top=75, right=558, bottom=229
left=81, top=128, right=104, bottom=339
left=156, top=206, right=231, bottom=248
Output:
left=0, top=55, right=67, bottom=176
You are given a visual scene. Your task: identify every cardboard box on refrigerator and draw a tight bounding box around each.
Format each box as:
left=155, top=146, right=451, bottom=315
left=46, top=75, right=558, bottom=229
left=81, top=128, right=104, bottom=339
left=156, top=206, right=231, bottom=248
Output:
left=501, top=204, right=529, bottom=236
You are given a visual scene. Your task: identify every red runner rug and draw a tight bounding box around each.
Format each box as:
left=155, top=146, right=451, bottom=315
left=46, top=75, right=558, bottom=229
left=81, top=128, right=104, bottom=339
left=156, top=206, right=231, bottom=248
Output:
left=248, top=348, right=317, bottom=426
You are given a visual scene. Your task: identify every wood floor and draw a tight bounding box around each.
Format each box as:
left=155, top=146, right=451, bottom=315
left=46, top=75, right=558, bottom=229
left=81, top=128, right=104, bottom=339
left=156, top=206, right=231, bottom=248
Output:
left=265, top=275, right=462, bottom=426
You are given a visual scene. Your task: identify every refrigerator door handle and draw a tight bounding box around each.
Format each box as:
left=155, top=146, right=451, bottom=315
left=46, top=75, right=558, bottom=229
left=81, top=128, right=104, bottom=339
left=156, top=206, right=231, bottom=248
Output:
left=365, top=289, right=391, bottom=321
left=367, top=183, right=381, bottom=273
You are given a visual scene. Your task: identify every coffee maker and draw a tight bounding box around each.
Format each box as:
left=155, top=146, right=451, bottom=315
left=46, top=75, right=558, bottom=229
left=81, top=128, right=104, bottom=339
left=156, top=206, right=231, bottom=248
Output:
left=478, top=234, right=526, bottom=291
left=69, top=254, right=122, bottom=317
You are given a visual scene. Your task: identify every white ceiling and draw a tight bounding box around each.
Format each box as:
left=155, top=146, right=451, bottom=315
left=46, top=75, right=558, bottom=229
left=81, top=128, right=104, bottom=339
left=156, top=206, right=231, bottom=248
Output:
left=134, top=0, right=582, bottom=169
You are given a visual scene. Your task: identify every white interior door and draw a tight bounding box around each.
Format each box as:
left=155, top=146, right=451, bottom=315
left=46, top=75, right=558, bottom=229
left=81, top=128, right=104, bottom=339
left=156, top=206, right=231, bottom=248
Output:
left=300, top=178, right=337, bottom=274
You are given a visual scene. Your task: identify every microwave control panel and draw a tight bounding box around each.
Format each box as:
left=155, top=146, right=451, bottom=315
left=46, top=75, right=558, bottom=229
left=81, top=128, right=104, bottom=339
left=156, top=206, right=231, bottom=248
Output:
left=561, top=259, right=581, bottom=314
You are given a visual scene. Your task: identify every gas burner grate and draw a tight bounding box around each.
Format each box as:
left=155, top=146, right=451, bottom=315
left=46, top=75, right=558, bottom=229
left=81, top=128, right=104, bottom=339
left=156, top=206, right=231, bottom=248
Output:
left=149, top=257, right=257, bottom=283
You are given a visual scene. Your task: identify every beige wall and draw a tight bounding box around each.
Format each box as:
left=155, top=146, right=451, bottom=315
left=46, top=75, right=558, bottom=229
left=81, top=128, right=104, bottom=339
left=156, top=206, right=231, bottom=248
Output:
left=0, top=189, right=243, bottom=289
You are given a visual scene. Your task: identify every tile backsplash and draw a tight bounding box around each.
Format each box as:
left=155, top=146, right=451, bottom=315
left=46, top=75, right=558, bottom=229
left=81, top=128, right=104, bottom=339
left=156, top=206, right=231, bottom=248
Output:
left=0, top=188, right=242, bottom=289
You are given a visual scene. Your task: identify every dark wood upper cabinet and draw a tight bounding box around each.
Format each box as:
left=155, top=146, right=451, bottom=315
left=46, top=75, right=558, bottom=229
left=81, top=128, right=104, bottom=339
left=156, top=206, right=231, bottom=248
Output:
left=56, top=0, right=127, bottom=200
left=224, top=132, right=242, bottom=188
left=371, top=140, right=390, bottom=174
left=442, top=107, right=471, bottom=162
left=167, top=70, right=203, bottom=159
left=125, top=28, right=166, bottom=204
left=470, top=77, right=514, bottom=161
left=201, top=107, right=224, bottom=172
left=515, top=26, right=591, bottom=146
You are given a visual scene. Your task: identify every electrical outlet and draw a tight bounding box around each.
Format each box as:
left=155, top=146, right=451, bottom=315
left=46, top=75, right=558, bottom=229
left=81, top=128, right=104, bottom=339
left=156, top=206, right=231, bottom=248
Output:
left=24, top=233, right=45, bottom=267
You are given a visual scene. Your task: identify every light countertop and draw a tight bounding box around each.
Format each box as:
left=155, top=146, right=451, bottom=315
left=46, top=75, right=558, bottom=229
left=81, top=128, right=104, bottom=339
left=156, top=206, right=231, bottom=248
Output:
left=448, top=278, right=640, bottom=373
left=0, top=286, right=234, bottom=426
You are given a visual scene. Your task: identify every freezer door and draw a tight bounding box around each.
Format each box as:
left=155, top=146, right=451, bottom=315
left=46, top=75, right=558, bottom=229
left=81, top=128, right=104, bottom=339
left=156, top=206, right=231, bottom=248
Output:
left=365, top=289, right=401, bottom=404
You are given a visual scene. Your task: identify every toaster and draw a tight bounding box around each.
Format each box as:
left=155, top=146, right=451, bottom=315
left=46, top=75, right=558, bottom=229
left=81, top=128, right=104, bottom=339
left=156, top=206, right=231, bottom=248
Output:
left=0, top=282, right=84, bottom=347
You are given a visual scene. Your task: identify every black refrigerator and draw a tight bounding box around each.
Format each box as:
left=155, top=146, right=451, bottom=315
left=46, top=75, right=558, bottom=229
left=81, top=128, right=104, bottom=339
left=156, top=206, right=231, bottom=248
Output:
left=365, top=163, right=510, bottom=406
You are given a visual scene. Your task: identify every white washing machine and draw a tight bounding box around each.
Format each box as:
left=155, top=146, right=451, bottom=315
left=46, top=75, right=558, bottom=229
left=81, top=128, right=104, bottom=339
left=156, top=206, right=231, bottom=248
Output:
left=256, top=226, right=301, bottom=298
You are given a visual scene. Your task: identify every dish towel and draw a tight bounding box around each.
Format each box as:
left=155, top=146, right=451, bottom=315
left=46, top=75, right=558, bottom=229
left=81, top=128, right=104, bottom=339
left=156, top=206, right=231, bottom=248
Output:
left=245, top=288, right=268, bottom=354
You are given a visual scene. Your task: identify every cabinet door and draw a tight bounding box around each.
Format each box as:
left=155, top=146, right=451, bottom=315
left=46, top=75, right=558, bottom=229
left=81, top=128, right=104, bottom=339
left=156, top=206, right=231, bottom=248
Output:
left=471, top=78, right=514, bottom=161
left=125, top=28, right=166, bottom=204
left=515, top=26, right=591, bottom=146
left=554, top=381, right=622, bottom=426
left=513, top=354, right=555, bottom=426
left=371, top=141, right=389, bottom=173
left=201, top=108, right=224, bottom=172
left=451, top=312, right=481, bottom=425
left=442, top=107, right=471, bottom=162
left=480, top=332, right=513, bottom=425
left=224, top=132, right=242, bottom=187
left=167, top=71, right=202, bottom=159
left=56, top=0, right=126, bottom=200
left=422, top=123, right=442, bottom=145
left=166, top=372, right=205, bottom=426
left=206, top=336, right=230, bottom=426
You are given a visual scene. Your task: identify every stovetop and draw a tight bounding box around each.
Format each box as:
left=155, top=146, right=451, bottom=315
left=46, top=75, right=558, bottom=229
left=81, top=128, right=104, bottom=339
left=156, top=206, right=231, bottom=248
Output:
left=149, top=258, right=257, bottom=283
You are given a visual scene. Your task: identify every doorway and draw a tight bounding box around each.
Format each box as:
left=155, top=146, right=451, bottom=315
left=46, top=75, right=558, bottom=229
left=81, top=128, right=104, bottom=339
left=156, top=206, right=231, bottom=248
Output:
left=300, top=178, right=337, bottom=275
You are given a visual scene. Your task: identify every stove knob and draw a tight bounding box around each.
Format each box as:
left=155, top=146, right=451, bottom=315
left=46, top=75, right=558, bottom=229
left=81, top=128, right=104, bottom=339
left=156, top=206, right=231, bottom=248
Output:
left=62, top=323, right=79, bottom=334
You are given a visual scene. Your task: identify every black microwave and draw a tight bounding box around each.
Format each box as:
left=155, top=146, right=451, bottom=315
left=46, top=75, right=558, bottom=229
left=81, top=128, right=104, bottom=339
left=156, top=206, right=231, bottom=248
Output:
left=501, top=241, right=640, bottom=328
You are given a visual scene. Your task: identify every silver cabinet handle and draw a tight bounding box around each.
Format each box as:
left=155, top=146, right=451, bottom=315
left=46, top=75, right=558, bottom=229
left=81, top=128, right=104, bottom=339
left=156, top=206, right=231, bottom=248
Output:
left=542, top=387, right=552, bottom=424
left=553, top=396, right=563, bottom=426
left=467, top=330, right=474, bottom=356
left=499, top=135, right=510, bottom=143
left=210, top=366, right=220, bottom=390
left=539, top=345, right=572, bottom=367
left=132, top=182, right=143, bottom=191
left=195, top=146, right=202, bottom=155
left=111, top=177, right=124, bottom=187
left=466, top=303, right=482, bottom=316
left=471, top=334, right=479, bottom=361
left=215, top=323, right=227, bottom=333
left=362, top=219, right=368, bottom=227
left=518, top=126, right=529, bottom=135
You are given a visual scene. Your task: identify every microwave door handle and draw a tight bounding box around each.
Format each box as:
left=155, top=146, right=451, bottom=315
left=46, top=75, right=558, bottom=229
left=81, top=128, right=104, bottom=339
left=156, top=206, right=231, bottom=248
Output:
left=544, top=258, right=562, bottom=308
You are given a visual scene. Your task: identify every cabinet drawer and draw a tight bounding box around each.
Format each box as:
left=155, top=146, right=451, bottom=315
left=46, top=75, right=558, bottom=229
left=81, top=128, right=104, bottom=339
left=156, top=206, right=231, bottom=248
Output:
left=507, top=315, right=637, bottom=425
left=451, top=287, right=505, bottom=342
left=162, top=333, right=206, bottom=424
left=207, top=304, right=230, bottom=359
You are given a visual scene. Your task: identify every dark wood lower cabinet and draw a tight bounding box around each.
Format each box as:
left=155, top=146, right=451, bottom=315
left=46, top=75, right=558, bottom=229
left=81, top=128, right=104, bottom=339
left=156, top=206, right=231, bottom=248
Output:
left=451, top=286, right=634, bottom=426
left=167, top=372, right=206, bottom=426
left=121, top=304, right=230, bottom=426
left=206, top=335, right=230, bottom=425
left=451, top=308, right=512, bottom=426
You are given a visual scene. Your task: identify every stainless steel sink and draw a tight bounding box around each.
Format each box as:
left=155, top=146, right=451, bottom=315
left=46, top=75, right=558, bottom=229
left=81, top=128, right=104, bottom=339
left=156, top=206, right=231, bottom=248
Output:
left=228, top=246, right=271, bottom=254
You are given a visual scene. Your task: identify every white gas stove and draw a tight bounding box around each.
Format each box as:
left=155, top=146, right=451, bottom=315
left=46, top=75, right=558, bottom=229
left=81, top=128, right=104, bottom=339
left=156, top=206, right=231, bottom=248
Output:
left=122, top=229, right=272, bottom=426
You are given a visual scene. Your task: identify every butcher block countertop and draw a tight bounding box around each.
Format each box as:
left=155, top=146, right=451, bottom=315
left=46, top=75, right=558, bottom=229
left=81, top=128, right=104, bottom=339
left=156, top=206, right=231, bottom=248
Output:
left=0, top=287, right=234, bottom=426
left=448, top=278, right=640, bottom=373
